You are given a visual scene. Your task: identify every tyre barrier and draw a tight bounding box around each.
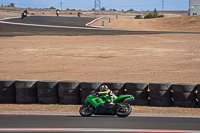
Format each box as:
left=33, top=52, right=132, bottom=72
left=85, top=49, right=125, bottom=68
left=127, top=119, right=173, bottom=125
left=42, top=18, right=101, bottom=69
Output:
left=125, top=82, right=148, bottom=106
left=0, top=80, right=16, bottom=103
left=149, top=82, right=172, bottom=107
left=37, top=80, right=58, bottom=104
left=0, top=80, right=200, bottom=108
left=80, top=82, right=101, bottom=104
left=172, top=83, right=197, bottom=108
left=15, top=80, right=37, bottom=104
left=58, top=81, right=81, bottom=105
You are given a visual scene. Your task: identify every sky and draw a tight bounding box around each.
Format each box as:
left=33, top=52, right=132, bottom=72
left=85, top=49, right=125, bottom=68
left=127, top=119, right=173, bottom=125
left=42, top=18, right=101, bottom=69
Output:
left=1, top=0, right=189, bottom=11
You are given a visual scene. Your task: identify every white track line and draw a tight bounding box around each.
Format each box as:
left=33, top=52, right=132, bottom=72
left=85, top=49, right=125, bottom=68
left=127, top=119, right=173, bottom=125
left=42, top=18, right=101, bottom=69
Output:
left=86, top=17, right=103, bottom=26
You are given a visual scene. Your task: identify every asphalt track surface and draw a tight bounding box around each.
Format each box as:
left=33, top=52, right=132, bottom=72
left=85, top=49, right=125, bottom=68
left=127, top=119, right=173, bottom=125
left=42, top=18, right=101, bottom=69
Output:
left=0, top=115, right=200, bottom=132
left=2, top=16, right=96, bottom=27
left=0, top=16, right=200, bottom=37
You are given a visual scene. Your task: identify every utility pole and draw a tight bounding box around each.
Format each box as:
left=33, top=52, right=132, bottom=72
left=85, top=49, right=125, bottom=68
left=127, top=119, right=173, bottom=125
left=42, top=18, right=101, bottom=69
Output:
left=60, top=1, right=63, bottom=16
left=95, top=0, right=101, bottom=11
left=162, top=0, right=164, bottom=15
left=94, top=0, right=101, bottom=17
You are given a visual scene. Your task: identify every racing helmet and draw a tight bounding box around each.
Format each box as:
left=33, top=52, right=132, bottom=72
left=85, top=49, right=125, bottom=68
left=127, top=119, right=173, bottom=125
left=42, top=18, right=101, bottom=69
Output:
left=100, top=85, right=108, bottom=92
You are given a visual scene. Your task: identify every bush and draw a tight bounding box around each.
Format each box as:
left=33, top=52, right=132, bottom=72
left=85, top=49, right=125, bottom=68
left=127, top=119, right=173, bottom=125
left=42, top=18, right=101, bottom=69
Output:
left=144, top=8, right=164, bottom=19
left=135, top=15, right=142, bottom=19
left=158, top=15, right=164, bottom=18
left=128, top=9, right=134, bottom=11
left=49, top=6, right=56, bottom=9
left=144, top=13, right=153, bottom=19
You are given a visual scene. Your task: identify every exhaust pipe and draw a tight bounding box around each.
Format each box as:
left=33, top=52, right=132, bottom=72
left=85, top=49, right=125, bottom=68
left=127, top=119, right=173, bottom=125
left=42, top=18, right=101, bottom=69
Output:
left=124, top=97, right=135, bottom=102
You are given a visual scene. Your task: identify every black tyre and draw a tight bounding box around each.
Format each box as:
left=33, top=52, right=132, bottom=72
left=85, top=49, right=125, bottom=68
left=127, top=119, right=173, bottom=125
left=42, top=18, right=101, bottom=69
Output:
left=0, top=80, right=15, bottom=88
left=149, top=99, right=172, bottom=107
left=80, top=90, right=95, bottom=98
left=38, top=97, right=58, bottom=104
left=0, top=80, right=16, bottom=96
left=173, top=100, right=197, bottom=108
left=79, top=104, right=94, bottom=117
left=81, top=98, right=86, bottom=104
left=0, top=96, right=16, bottom=103
left=197, top=92, right=200, bottom=100
left=102, top=82, right=124, bottom=90
left=58, top=81, right=80, bottom=90
left=15, top=80, right=37, bottom=97
left=125, top=82, right=148, bottom=91
left=126, top=99, right=149, bottom=106
left=37, top=80, right=58, bottom=89
left=116, top=103, right=132, bottom=117
left=15, top=80, right=37, bottom=89
left=172, top=92, right=196, bottom=101
left=0, top=88, right=16, bottom=96
left=59, top=88, right=80, bottom=97
left=80, top=82, right=101, bottom=90
left=59, top=96, right=81, bottom=105
left=149, top=82, right=171, bottom=91
left=197, top=84, right=200, bottom=92
left=125, top=91, right=148, bottom=99
left=112, top=90, right=125, bottom=96
left=16, top=96, right=37, bottom=104
left=149, top=91, right=171, bottom=100
left=37, top=89, right=58, bottom=97
left=172, top=83, right=196, bottom=92
left=16, top=88, right=37, bottom=97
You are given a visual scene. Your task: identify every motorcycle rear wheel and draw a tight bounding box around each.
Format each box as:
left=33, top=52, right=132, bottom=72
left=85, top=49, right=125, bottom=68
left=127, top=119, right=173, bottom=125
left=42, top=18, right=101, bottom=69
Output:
left=116, top=103, right=132, bottom=117
left=79, top=104, right=94, bottom=117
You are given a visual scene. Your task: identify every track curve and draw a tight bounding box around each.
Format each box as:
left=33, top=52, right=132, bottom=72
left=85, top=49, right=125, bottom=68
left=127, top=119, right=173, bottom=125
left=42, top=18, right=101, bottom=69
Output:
left=1, top=16, right=200, bottom=37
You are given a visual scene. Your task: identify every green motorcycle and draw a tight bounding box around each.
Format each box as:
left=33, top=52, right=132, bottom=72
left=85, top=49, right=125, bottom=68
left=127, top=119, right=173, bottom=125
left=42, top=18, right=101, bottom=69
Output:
left=79, top=93, right=134, bottom=117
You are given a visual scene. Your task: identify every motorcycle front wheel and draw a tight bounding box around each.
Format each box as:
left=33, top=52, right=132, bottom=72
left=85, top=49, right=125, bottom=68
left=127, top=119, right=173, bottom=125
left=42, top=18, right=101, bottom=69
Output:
left=116, top=103, right=132, bottom=117
left=79, top=104, right=94, bottom=117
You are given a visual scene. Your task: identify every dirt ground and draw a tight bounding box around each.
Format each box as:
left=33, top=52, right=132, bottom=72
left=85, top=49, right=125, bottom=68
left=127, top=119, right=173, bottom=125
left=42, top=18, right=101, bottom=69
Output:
left=0, top=8, right=200, bottom=116
left=105, top=15, right=200, bottom=32
left=0, top=34, right=200, bottom=84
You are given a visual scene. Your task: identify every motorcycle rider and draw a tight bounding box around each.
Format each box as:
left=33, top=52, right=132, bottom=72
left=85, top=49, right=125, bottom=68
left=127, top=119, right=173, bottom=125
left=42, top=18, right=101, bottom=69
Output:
left=96, top=85, right=116, bottom=105
left=56, top=9, right=60, bottom=17
left=23, top=10, right=27, bottom=15
left=21, top=9, right=27, bottom=19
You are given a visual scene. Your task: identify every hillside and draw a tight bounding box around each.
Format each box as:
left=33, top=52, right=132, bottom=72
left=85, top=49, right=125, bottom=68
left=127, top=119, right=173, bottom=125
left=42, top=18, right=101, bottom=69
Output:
left=105, top=15, right=200, bottom=32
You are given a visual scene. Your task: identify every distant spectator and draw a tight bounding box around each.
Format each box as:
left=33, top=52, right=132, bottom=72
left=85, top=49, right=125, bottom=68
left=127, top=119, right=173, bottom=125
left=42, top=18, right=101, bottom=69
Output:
left=56, top=9, right=60, bottom=17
